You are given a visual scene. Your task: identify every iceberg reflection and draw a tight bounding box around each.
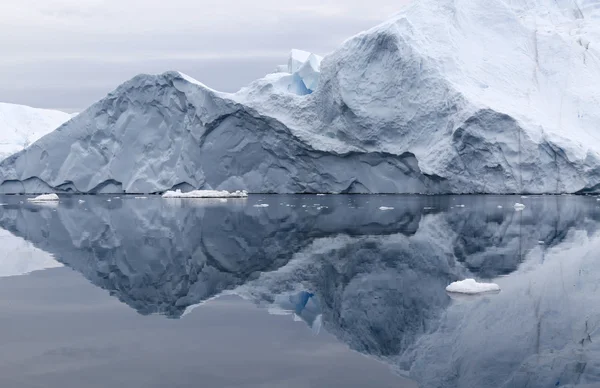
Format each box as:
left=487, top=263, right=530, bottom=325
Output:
left=0, top=194, right=599, bottom=387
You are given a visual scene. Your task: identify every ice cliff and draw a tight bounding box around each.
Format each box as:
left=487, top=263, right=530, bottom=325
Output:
left=0, top=0, right=599, bottom=193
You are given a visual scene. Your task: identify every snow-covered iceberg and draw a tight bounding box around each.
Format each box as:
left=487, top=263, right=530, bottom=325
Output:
left=0, top=103, right=73, bottom=161
left=0, top=0, right=599, bottom=194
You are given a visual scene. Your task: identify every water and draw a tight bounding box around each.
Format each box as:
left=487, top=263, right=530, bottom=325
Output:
left=0, top=194, right=599, bottom=388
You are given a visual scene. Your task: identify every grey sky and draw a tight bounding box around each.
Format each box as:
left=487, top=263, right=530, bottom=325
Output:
left=1, top=0, right=410, bottom=112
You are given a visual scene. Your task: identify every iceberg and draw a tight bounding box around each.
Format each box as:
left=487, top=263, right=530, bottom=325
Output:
left=0, top=0, right=599, bottom=194
left=162, top=189, right=248, bottom=198
left=0, top=103, right=73, bottom=161
left=27, top=193, right=60, bottom=202
left=446, top=279, right=501, bottom=294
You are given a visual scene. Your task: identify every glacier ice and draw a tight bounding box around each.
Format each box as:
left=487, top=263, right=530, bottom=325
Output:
left=0, top=0, right=599, bottom=194
left=0, top=103, right=73, bottom=161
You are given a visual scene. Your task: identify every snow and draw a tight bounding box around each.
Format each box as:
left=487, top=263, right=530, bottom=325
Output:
left=0, top=103, right=72, bottom=161
left=162, top=189, right=248, bottom=198
left=446, top=279, right=501, bottom=294
left=0, top=0, right=599, bottom=194
left=27, top=193, right=59, bottom=202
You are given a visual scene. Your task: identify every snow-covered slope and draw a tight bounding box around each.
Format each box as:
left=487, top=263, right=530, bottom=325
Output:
left=0, top=103, right=73, bottom=162
left=0, top=0, right=599, bottom=193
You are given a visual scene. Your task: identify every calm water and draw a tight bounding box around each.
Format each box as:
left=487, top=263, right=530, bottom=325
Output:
left=0, top=194, right=599, bottom=388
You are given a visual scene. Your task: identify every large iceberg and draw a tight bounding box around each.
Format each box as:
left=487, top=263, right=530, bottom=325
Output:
left=0, top=0, right=599, bottom=194
left=0, top=103, right=73, bottom=161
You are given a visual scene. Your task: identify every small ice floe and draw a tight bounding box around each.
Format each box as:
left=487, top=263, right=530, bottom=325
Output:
left=538, top=240, right=545, bottom=244
left=379, top=206, right=394, bottom=211
left=497, top=205, right=503, bottom=209
left=162, top=189, right=248, bottom=198
left=456, top=204, right=466, bottom=208
left=135, top=196, right=148, bottom=199
left=514, top=203, right=526, bottom=211
left=78, top=199, right=85, bottom=204
left=446, top=279, right=501, bottom=294
left=316, top=194, right=326, bottom=196
left=27, top=193, right=59, bottom=202
left=596, top=198, right=600, bottom=201
left=253, top=204, right=269, bottom=208
left=424, top=207, right=434, bottom=210
left=521, top=195, right=528, bottom=199
left=107, top=199, right=111, bottom=202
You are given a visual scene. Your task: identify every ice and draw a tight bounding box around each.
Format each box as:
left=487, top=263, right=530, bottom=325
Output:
left=253, top=204, right=269, bottom=208
left=287, top=49, right=321, bottom=74
left=0, top=103, right=72, bottom=161
left=446, top=279, right=501, bottom=294
left=27, top=193, right=59, bottom=202
left=1, top=0, right=599, bottom=194
left=379, top=206, right=394, bottom=211
left=162, top=189, right=248, bottom=198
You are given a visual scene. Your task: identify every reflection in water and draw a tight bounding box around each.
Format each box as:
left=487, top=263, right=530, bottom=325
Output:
left=0, top=194, right=599, bottom=387
left=0, top=228, right=62, bottom=277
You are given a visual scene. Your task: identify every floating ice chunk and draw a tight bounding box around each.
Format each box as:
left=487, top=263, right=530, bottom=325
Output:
left=521, top=195, right=529, bottom=198
left=78, top=199, right=85, bottom=203
left=253, top=204, right=269, bottom=208
left=134, top=196, right=148, bottom=199
left=316, top=194, right=326, bottom=196
left=446, top=279, right=501, bottom=294
left=538, top=240, right=545, bottom=244
left=27, top=193, right=59, bottom=202
left=497, top=205, right=503, bottom=208
left=456, top=204, right=466, bottom=208
left=514, top=203, right=526, bottom=211
left=379, top=206, right=394, bottom=210
left=162, top=189, right=248, bottom=198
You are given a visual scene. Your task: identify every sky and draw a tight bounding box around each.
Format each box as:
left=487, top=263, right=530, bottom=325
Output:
left=1, top=0, right=410, bottom=112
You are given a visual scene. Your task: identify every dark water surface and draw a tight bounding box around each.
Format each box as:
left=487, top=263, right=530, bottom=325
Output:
left=0, top=194, right=599, bottom=388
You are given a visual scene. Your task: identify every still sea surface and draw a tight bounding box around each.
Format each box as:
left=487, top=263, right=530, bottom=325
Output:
left=0, top=194, right=598, bottom=388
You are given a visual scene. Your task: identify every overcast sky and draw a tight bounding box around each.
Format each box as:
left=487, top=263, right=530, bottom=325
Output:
left=1, top=0, right=410, bottom=112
